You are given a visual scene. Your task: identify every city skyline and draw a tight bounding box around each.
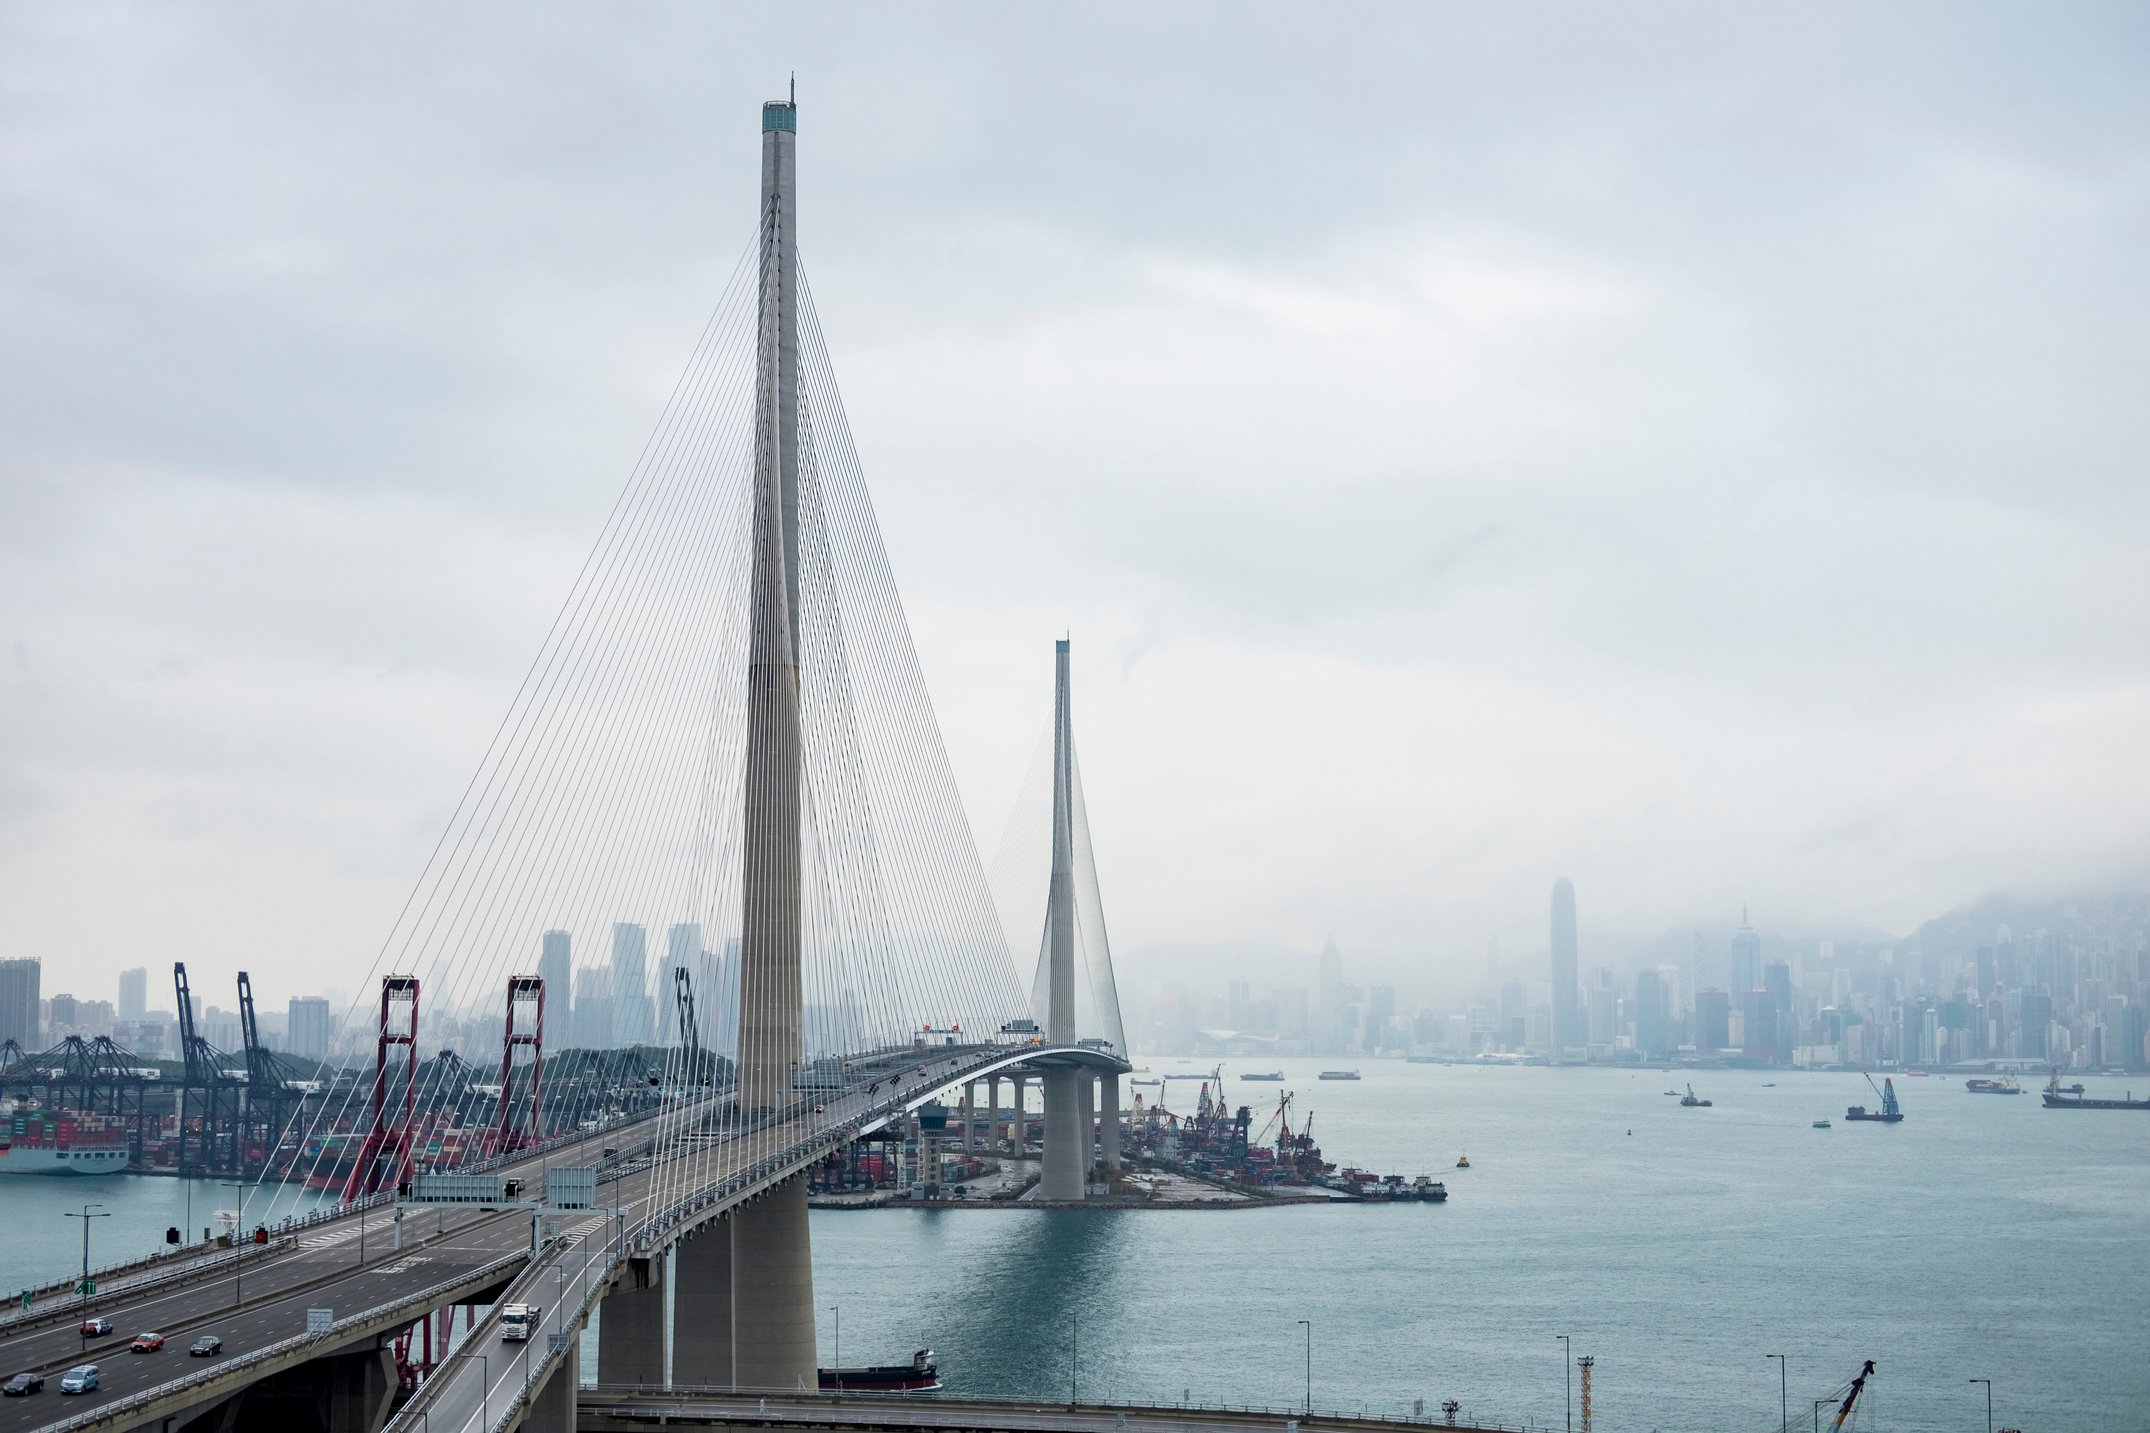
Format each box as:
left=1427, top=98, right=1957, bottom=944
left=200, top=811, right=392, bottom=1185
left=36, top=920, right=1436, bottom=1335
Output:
left=4, top=9, right=2147, bottom=1001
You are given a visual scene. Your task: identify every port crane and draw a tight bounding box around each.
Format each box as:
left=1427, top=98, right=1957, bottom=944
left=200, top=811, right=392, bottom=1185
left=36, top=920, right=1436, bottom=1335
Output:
left=1823, top=1360, right=1876, bottom=1431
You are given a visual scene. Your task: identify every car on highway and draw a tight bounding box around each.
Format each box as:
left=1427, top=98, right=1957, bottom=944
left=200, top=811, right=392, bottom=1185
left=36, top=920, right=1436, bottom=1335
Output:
left=188, top=1335, right=223, bottom=1357
left=2, top=1372, right=44, bottom=1396
left=129, top=1332, right=165, bottom=1352
left=78, top=1317, right=112, bottom=1337
left=58, top=1365, right=101, bottom=1394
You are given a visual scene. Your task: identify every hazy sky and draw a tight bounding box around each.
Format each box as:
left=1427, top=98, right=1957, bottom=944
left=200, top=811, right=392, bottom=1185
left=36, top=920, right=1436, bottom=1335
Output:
left=3, top=4, right=2147, bottom=1007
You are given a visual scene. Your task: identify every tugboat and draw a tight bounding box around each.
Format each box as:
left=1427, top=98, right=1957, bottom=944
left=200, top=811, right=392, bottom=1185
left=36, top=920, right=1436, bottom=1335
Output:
left=1679, top=1084, right=1712, bottom=1107
left=1845, top=1074, right=1904, bottom=1123
left=1811, top=1118, right=1831, bottom=1129
left=1964, top=1075, right=2021, bottom=1095
left=1454, top=1154, right=1470, bottom=1169
left=2041, top=1069, right=2150, bottom=1110
left=820, top=1349, right=940, bottom=1393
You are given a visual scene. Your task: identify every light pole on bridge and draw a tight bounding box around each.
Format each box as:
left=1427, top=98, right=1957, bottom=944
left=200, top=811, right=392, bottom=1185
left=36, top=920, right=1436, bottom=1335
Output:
left=1766, top=1352, right=1787, bottom=1433
left=1556, top=1334, right=1572, bottom=1433
left=1297, top=1319, right=1311, bottom=1416
left=64, top=1203, right=110, bottom=1348
left=1969, top=1377, right=1993, bottom=1433
left=829, top=1305, right=840, bottom=1396
left=220, top=1179, right=251, bottom=1304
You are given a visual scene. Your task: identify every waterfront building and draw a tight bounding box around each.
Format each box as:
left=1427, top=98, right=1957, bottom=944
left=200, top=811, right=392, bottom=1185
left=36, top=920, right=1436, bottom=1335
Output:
left=117, top=965, right=148, bottom=1021
left=1551, top=877, right=1580, bottom=1052
left=0, top=957, right=39, bottom=1048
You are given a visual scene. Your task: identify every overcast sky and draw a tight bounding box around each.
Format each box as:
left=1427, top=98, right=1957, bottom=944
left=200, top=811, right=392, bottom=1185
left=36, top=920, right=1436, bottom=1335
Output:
left=3, top=4, right=2146, bottom=1008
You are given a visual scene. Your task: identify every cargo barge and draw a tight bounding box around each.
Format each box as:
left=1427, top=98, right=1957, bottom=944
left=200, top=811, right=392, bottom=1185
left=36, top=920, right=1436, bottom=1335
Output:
left=2041, top=1071, right=2150, bottom=1110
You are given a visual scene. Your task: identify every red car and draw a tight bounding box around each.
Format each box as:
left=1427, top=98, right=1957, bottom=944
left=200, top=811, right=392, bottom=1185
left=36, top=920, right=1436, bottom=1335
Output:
left=128, top=1333, right=164, bottom=1353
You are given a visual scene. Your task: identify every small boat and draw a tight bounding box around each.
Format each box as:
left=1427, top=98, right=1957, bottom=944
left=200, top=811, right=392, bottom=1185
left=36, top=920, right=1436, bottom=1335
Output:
left=1811, top=1119, right=1831, bottom=1129
left=1130, top=1078, right=1161, bottom=1088
left=1662, top=1089, right=1680, bottom=1096
left=1318, top=1070, right=1361, bottom=1081
left=1454, top=1155, right=1470, bottom=1169
left=820, top=1349, right=939, bottom=1392
left=1679, top=1084, right=1712, bottom=1108
left=1240, top=1072, right=1285, bottom=1082
left=1762, top=1083, right=1776, bottom=1088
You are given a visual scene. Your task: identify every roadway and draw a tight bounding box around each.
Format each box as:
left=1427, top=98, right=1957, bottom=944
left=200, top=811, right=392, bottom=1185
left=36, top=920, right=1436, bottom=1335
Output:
left=575, top=1390, right=1534, bottom=1433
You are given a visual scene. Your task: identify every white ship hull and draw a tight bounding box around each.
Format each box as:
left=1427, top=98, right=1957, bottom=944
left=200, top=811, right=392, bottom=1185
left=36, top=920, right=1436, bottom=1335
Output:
left=0, top=1142, right=129, bottom=1175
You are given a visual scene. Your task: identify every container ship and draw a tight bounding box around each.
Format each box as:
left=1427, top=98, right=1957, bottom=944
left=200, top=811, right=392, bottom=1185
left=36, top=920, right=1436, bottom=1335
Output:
left=1318, top=1070, right=1361, bottom=1081
left=0, top=1111, right=130, bottom=1175
left=1239, top=1072, right=1284, bottom=1082
left=1964, top=1075, right=2020, bottom=1095
left=2041, top=1070, right=2150, bottom=1110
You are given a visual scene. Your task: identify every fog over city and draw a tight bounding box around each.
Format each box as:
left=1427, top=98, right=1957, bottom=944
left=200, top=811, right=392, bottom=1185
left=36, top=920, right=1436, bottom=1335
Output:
left=3, top=4, right=2148, bottom=1007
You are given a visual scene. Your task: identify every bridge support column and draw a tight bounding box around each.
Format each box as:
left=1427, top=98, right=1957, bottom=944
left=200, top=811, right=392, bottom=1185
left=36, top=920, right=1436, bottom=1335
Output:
left=1079, top=1074, right=1096, bottom=1177
left=963, top=1080, right=981, bottom=1151
left=525, top=1331, right=579, bottom=1433
left=1041, top=1067, right=1084, bottom=1200
left=322, top=1346, right=397, bottom=1433
left=731, top=1174, right=817, bottom=1391
left=1099, top=1072, right=1121, bottom=1173
left=673, top=1215, right=735, bottom=1388
left=598, top=1257, right=667, bottom=1388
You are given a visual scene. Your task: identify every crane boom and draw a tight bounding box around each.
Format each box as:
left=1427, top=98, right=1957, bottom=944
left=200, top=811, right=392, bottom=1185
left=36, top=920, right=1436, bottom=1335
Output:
left=1831, top=1360, right=1876, bottom=1430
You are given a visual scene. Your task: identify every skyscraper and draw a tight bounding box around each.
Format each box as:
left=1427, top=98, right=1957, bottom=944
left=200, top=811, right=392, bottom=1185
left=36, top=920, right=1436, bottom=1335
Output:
left=538, top=930, right=572, bottom=1040
left=1550, top=878, right=1579, bottom=1052
left=1730, top=908, right=1762, bottom=999
left=287, top=996, right=333, bottom=1062
left=574, top=968, right=616, bottom=1050
left=0, top=958, right=40, bottom=1049
left=1633, top=968, right=1666, bottom=1058
left=117, top=966, right=148, bottom=1022
left=611, top=923, right=651, bottom=1048
left=1695, top=989, right=1731, bottom=1052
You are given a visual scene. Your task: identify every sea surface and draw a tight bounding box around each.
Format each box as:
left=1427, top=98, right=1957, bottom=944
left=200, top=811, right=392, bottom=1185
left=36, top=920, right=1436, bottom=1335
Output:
left=5, top=1065, right=2144, bottom=1431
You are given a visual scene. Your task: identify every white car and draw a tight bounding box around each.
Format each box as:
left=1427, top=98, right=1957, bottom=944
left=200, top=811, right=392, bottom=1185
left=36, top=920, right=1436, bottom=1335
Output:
left=59, top=1365, right=100, bottom=1395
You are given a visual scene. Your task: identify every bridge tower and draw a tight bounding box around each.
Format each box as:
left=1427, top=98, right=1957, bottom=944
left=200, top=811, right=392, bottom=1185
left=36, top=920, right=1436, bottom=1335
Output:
left=669, top=90, right=816, bottom=1394
left=1040, top=640, right=1087, bottom=1199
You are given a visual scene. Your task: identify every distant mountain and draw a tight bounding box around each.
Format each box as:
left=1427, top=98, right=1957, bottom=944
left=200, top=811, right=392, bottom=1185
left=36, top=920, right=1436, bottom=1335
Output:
left=1901, top=888, right=2150, bottom=964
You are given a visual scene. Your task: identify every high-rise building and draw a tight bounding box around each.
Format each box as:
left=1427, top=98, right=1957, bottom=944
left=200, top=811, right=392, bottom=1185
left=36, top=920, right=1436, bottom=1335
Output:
left=611, top=923, right=651, bottom=1048
left=1633, top=968, right=1666, bottom=1058
left=287, top=997, right=333, bottom=1062
left=1695, top=988, right=1731, bottom=1053
left=1730, top=910, right=1762, bottom=1000
left=574, top=969, right=616, bottom=1050
left=538, top=930, right=572, bottom=1040
left=117, top=966, right=148, bottom=1022
left=1550, top=878, right=1579, bottom=1051
left=0, top=958, right=40, bottom=1049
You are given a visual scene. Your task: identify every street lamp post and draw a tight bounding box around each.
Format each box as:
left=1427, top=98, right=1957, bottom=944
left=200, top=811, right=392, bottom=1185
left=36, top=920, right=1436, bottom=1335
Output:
left=479, top=1352, right=489, bottom=1431
left=1813, top=1398, right=1828, bottom=1433
left=220, top=1180, right=250, bottom=1304
left=1556, top=1335, right=1572, bottom=1433
left=1766, top=1353, right=1787, bottom=1433
left=1297, top=1320, right=1312, bottom=1416
left=64, top=1203, right=110, bottom=1347
left=1969, top=1378, right=1992, bottom=1433
left=830, top=1305, right=840, bottom=1397
left=1069, top=1312, right=1078, bottom=1404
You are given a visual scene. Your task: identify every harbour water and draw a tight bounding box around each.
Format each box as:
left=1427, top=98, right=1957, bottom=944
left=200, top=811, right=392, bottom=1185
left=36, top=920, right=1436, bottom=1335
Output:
left=4, top=1065, right=2143, bottom=1430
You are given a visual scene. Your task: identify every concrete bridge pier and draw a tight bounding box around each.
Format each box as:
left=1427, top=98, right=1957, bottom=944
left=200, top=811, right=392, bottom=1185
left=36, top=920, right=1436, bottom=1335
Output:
left=598, top=1257, right=667, bottom=1388
left=673, top=1215, right=735, bottom=1388
left=524, top=1334, right=580, bottom=1433
left=1008, top=1074, right=1026, bottom=1150
left=730, top=1176, right=817, bottom=1390
left=1099, top=1073, right=1121, bottom=1172
left=1078, top=1075, right=1096, bottom=1172
left=1040, top=1067, right=1085, bottom=1200
left=963, top=1079, right=981, bottom=1151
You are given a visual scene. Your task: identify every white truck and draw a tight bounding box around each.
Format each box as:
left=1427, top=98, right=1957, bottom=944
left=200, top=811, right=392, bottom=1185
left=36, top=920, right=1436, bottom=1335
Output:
left=499, top=1304, right=542, bottom=1343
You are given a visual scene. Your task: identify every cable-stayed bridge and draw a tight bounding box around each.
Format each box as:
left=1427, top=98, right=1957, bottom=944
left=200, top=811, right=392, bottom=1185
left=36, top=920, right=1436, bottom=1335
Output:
left=0, top=94, right=1128, bottom=1433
